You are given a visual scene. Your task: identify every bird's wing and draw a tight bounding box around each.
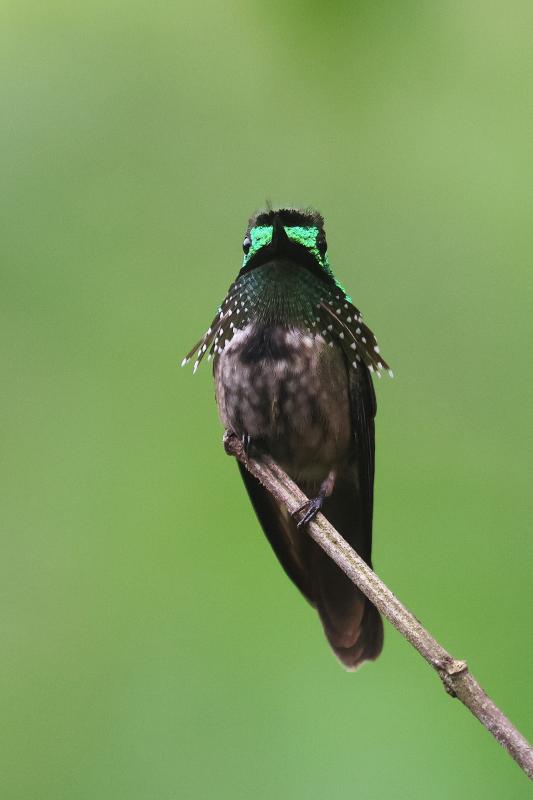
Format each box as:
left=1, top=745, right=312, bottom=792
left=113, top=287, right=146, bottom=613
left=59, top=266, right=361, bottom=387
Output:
left=237, top=462, right=316, bottom=606
left=310, top=360, right=383, bottom=668
left=348, top=356, right=377, bottom=561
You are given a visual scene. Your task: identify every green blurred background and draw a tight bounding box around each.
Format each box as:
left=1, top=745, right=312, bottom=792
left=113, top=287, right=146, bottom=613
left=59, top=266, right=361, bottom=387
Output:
left=2, top=1, right=532, bottom=797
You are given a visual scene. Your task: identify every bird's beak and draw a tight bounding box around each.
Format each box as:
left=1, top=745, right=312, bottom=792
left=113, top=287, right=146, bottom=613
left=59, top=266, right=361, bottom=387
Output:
left=239, top=213, right=306, bottom=276
left=271, top=214, right=291, bottom=253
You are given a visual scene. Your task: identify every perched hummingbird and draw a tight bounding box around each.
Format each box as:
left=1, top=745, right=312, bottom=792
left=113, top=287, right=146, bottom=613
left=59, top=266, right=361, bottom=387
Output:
left=183, top=208, right=391, bottom=669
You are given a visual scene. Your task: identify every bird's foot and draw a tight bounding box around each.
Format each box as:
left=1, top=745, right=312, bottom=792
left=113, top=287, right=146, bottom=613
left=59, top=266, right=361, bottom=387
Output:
left=292, top=494, right=325, bottom=528
left=223, top=430, right=254, bottom=458
left=241, top=432, right=252, bottom=456
left=291, top=470, right=337, bottom=529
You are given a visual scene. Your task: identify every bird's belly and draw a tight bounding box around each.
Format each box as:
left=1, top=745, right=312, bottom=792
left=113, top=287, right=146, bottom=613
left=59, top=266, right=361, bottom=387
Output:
left=215, top=326, right=352, bottom=481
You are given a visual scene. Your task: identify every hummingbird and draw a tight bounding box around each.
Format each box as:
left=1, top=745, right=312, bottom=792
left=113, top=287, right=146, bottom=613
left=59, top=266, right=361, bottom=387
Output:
left=183, top=207, right=391, bottom=669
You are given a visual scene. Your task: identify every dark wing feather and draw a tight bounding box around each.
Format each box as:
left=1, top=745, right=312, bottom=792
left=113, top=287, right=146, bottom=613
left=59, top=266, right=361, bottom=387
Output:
left=237, top=462, right=316, bottom=605
left=350, top=355, right=376, bottom=561
left=311, top=360, right=383, bottom=668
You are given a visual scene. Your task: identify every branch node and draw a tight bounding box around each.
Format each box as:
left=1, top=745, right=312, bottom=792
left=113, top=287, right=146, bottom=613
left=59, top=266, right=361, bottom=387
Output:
left=447, top=658, right=468, bottom=676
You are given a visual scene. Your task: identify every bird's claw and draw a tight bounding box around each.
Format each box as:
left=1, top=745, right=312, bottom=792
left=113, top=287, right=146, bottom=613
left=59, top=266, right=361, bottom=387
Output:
left=241, top=432, right=252, bottom=456
left=292, top=496, right=324, bottom=528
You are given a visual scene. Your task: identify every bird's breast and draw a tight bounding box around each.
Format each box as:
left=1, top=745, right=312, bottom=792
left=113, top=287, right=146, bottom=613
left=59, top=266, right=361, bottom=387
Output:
left=214, top=324, right=352, bottom=481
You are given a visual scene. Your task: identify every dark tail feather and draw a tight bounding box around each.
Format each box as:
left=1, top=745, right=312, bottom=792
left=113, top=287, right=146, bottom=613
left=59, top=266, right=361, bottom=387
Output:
left=310, top=541, right=383, bottom=670
left=238, top=464, right=383, bottom=670
left=312, top=479, right=383, bottom=670
left=323, top=594, right=383, bottom=670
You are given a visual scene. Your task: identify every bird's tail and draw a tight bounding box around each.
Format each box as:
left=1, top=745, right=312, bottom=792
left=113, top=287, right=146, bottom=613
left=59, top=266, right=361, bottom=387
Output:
left=310, top=540, right=382, bottom=669
left=311, top=480, right=383, bottom=670
left=238, top=463, right=383, bottom=669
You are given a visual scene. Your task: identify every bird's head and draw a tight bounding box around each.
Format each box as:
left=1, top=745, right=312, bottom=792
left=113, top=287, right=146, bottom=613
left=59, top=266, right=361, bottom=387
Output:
left=182, top=205, right=390, bottom=377
left=240, top=207, right=334, bottom=283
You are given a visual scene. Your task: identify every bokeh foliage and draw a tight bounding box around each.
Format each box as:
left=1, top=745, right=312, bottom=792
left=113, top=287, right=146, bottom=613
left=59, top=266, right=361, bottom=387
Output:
left=2, top=1, right=532, bottom=797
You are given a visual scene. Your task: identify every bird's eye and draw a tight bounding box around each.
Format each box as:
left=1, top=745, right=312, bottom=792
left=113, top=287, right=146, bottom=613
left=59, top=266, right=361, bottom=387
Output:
left=316, top=235, right=327, bottom=256
left=242, top=236, right=251, bottom=255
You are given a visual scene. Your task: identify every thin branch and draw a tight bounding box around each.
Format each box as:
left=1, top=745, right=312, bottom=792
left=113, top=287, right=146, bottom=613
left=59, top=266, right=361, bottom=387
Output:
left=223, top=431, right=533, bottom=781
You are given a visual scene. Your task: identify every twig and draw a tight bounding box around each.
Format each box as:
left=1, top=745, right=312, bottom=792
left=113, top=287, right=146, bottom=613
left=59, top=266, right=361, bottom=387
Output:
left=223, top=431, right=533, bottom=781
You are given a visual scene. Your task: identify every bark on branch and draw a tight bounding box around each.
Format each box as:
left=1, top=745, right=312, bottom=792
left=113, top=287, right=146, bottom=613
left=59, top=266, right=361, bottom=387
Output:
left=223, top=431, right=533, bottom=781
